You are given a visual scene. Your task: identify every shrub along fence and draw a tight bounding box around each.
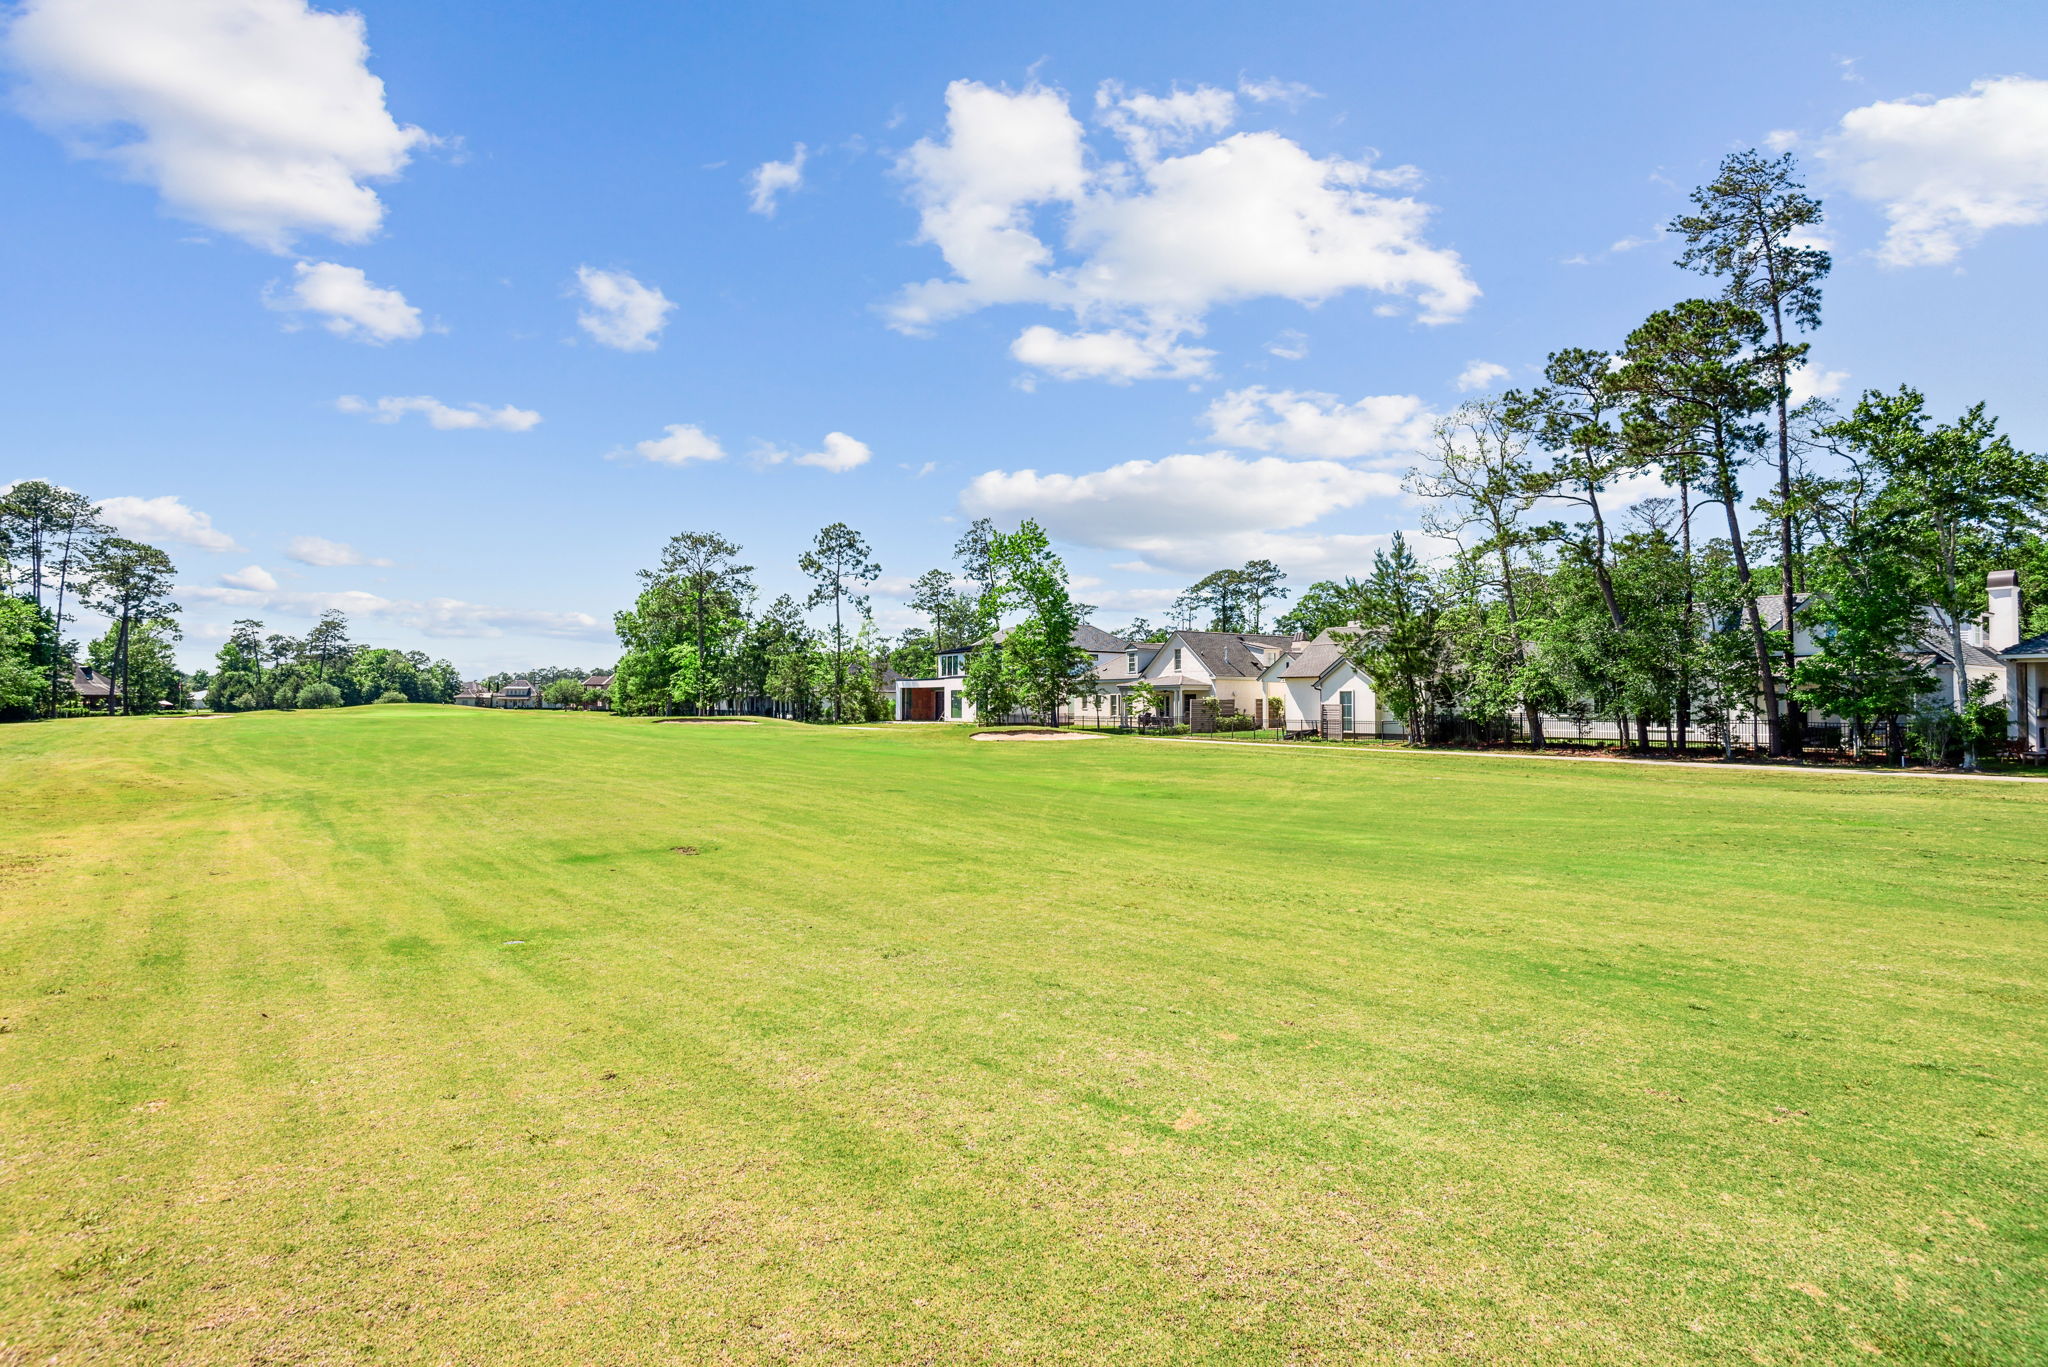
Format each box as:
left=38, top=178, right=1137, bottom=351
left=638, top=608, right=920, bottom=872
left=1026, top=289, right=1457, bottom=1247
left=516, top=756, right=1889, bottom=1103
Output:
left=979, top=699, right=1906, bottom=757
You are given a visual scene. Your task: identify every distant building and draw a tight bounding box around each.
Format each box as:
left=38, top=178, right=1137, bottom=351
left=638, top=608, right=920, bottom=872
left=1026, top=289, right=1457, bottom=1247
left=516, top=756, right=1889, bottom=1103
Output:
left=71, top=665, right=117, bottom=709
left=495, top=678, right=539, bottom=709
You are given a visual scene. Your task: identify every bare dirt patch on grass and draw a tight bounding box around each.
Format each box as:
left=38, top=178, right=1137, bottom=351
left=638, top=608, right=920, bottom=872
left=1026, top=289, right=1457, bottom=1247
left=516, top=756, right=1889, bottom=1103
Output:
left=972, top=729, right=1104, bottom=741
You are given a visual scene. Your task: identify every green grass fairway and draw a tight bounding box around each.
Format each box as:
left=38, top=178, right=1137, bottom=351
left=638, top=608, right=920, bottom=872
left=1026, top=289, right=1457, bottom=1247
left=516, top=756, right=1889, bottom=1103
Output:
left=2, top=708, right=2043, bottom=1364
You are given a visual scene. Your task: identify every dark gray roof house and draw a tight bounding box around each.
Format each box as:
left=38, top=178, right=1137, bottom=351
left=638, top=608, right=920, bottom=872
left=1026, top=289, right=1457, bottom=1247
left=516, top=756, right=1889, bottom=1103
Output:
left=71, top=665, right=117, bottom=700
left=1071, top=624, right=1135, bottom=653
left=1170, top=630, right=1295, bottom=680
left=1755, top=593, right=2008, bottom=671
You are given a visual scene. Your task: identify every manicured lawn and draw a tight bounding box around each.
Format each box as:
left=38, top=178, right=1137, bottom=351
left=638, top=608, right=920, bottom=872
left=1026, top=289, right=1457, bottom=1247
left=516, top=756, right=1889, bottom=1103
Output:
left=1, top=706, right=2042, bottom=1364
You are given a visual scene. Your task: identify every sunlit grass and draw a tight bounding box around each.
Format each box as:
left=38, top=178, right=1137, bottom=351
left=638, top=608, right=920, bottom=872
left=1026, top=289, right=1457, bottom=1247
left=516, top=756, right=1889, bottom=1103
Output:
left=1, top=706, right=2041, bottom=1363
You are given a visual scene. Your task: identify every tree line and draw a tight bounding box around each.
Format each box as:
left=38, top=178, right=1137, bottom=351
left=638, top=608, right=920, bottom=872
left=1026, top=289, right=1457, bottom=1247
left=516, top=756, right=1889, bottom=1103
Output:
left=206, top=611, right=464, bottom=711
left=1185, top=151, right=2047, bottom=769
left=0, top=481, right=184, bottom=719
left=0, top=482, right=471, bottom=719
left=612, top=516, right=1094, bottom=722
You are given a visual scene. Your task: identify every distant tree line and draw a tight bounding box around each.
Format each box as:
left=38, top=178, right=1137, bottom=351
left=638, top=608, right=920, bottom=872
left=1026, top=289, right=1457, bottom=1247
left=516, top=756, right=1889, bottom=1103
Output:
left=611, top=516, right=1090, bottom=722
left=1155, top=151, right=2044, bottom=768
left=0, top=481, right=185, bottom=719
left=206, top=610, right=464, bottom=712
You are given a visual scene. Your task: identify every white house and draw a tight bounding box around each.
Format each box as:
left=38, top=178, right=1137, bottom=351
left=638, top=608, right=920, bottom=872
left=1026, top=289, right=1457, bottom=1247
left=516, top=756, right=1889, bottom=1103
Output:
left=1136, top=630, right=1293, bottom=723
left=893, top=624, right=1155, bottom=723
left=1990, top=570, right=2048, bottom=753
left=1256, top=626, right=1393, bottom=737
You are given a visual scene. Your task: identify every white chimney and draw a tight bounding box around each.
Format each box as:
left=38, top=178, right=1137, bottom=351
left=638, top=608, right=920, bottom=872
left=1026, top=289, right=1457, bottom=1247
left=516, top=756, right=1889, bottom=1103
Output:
left=1987, top=570, right=2021, bottom=651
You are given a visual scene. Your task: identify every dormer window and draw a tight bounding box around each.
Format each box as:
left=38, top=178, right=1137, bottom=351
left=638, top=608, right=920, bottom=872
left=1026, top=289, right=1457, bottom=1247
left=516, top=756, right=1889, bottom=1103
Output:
left=1126, top=651, right=1136, bottom=674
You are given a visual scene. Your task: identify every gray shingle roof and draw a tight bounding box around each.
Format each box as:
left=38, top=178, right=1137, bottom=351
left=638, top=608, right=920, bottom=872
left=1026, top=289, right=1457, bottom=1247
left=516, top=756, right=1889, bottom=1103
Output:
left=71, top=665, right=116, bottom=698
left=1172, top=630, right=1294, bottom=679
left=1072, top=624, right=1133, bottom=652
left=2006, top=631, right=2048, bottom=660
left=980, top=624, right=1131, bottom=653
left=1275, top=642, right=1347, bottom=680
left=1755, top=595, right=2008, bottom=669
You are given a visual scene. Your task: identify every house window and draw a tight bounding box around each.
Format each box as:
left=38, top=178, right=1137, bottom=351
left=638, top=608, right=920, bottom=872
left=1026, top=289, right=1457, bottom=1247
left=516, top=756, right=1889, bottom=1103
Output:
left=949, top=690, right=961, bottom=718
left=1172, top=648, right=1182, bottom=672
left=1126, top=651, right=1137, bottom=674
left=940, top=653, right=963, bottom=677
left=1340, top=691, right=1355, bottom=733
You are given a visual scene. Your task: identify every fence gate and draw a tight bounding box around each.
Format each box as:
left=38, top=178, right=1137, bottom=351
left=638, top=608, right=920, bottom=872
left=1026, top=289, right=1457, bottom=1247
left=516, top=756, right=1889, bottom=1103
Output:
left=1319, top=702, right=1343, bottom=741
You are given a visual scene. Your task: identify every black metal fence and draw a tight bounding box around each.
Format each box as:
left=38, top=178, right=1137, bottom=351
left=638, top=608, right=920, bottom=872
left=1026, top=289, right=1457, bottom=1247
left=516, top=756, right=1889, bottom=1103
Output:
left=964, top=701, right=1922, bottom=757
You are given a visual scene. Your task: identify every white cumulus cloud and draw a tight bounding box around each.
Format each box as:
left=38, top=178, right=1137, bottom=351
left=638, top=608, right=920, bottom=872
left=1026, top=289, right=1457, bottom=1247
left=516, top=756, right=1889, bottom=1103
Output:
left=1096, top=80, right=1237, bottom=163
left=1789, top=364, right=1851, bottom=404
left=795, top=432, right=872, bottom=473
left=285, top=534, right=389, bottom=567
left=889, top=80, right=1476, bottom=379
left=268, top=260, right=421, bottom=342
left=573, top=266, right=674, bottom=351
left=961, top=450, right=1400, bottom=572
left=336, top=394, right=541, bottom=431
left=614, top=423, right=727, bottom=466
left=1010, top=324, right=1214, bottom=382
left=747, top=143, right=807, bottom=215
left=98, top=494, right=238, bottom=551
left=219, top=564, right=276, bottom=590
left=1202, top=386, right=1436, bottom=461
left=1817, top=75, right=2048, bottom=266
left=180, top=584, right=607, bottom=640
left=4, top=0, right=429, bottom=252
left=1456, top=360, right=1511, bottom=392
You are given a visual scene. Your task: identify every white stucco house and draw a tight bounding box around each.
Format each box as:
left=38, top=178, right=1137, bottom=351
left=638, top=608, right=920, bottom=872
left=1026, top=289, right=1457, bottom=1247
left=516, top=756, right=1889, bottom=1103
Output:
left=1256, top=626, right=1394, bottom=737
left=893, top=625, right=1154, bottom=723
left=1989, top=570, right=2048, bottom=753
left=890, top=621, right=1401, bottom=737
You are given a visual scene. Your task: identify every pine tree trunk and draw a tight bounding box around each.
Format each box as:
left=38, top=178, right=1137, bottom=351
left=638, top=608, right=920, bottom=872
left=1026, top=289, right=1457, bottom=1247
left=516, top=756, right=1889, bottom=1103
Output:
left=1711, top=423, right=1785, bottom=756
left=113, top=608, right=131, bottom=717
left=1773, top=302, right=1802, bottom=759
left=1946, top=548, right=1974, bottom=770
left=46, top=523, right=76, bottom=719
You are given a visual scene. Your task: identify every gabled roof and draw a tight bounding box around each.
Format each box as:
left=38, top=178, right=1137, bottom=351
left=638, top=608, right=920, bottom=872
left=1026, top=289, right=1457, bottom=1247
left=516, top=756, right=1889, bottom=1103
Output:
left=978, top=624, right=1133, bottom=654
left=1753, top=596, right=2008, bottom=669
left=1072, top=624, right=1134, bottom=653
left=2005, top=631, right=2048, bottom=661
left=499, top=678, right=535, bottom=694
left=1274, top=642, right=1348, bottom=681
left=580, top=673, right=614, bottom=688
left=72, top=665, right=117, bottom=698
left=1168, top=630, right=1295, bottom=680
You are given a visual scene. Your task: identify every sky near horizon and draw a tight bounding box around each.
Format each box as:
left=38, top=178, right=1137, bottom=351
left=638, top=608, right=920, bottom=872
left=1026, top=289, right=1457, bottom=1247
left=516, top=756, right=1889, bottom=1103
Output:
left=3, top=0, right=2045, bottom=675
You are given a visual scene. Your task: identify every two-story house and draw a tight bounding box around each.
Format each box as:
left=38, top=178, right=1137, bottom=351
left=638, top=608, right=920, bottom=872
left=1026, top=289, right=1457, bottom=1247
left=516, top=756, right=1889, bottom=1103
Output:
left=895, top=625, right=1156, bottom=722
left=1256, top=625, right=1391, bottom=737
left=1134, top=630, right=1293, bottom=724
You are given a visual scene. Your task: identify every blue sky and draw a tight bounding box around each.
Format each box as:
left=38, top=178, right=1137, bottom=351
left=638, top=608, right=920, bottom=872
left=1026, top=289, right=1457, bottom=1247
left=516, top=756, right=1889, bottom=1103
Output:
left=4, top=0, right=2044, bottom=674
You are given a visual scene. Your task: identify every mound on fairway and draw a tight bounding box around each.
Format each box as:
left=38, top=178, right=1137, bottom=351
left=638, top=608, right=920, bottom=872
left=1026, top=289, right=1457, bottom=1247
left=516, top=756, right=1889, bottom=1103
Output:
left=0, top=705, right=2041, bottom=1364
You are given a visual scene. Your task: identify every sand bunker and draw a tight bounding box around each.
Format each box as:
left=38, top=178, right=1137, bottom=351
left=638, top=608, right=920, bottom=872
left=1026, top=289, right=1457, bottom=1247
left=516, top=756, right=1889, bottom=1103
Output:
left=972, top=729, right=1104, bottom=741
left=655, top=718, right=758, bottom=725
